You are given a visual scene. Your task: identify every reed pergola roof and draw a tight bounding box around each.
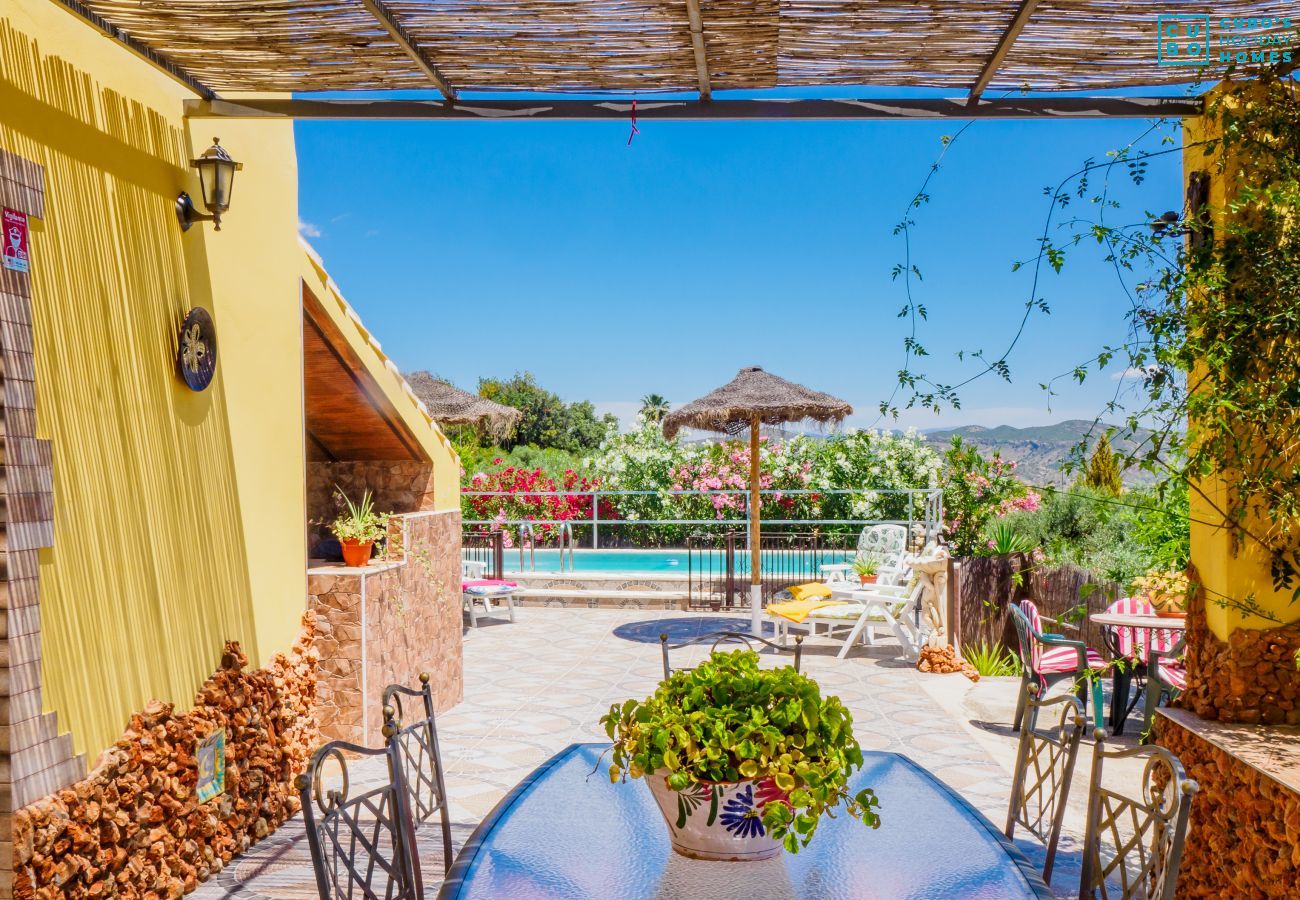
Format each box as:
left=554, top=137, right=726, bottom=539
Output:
left=663, top=366, right=852, bottom=439
left=405, top=371, right=521, bottom=438
left=61, top=0, right=1276, bottom=104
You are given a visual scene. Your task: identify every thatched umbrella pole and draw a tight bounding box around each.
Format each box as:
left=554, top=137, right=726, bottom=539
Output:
left=662, top=367, right=852, bottom=636
left=748, top=414, right=761, bottom=607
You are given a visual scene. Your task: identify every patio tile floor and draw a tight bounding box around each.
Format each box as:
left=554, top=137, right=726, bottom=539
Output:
left=193, top=608, right=1110, bottom=899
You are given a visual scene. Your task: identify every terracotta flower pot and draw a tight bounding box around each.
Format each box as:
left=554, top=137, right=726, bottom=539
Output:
left=340, top=539, right=374, bottom=568
left=645, top=776, right=785, bottom=861
left=859, top=575, right=878, bottom=585
left=1147, top=589, right=1187, bottom=618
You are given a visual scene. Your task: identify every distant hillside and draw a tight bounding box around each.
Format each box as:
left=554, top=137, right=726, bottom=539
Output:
left=923, top=420, right=1156, bottom=487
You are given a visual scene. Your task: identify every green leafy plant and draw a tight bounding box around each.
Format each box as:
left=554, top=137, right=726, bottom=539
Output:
left=851, top=556, right=879, bottom=578
left=982, top=519, right=1036, bottom=556
left=329, top=488, right=390, bottom=544
left=963, top=641, right=1023, bottom=677
left=600, top=650, right=880, bottom=853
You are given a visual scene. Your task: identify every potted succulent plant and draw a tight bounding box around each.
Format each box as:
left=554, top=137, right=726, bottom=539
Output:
left=330, top=489, right=390, bottom=568
left=1134, top=570, right=1191, bottom=618
left=601, top=649, right=880, bottom=861
left=852, top=556, right=880, bottom=585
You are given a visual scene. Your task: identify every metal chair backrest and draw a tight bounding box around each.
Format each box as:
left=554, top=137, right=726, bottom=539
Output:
left=659, top=631, right=803, bottom=680
left=382, top=673, right=454, bottom=875
left=297, top=738, right=421, bottom=900
left=1005, top=685, right=1086, bottom=883
left=1079, top=734, right=1198, bottom=900
left=1009, top=600, right=1042, bottom=676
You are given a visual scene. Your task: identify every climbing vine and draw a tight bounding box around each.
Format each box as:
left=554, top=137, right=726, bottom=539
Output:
left=886, top=72, right=1300, bottom=615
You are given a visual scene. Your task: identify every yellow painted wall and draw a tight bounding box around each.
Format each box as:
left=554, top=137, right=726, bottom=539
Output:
left=0, top=2, right=306, bottom=759
left=1184, top=85, right=1299, bottom=638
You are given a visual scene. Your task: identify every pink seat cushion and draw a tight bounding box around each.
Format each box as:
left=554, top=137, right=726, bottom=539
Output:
left=463, top=578, right=518, bottom=588
left=1157, top=661, right=1187, bottom=690
left=1038, top=645, right=1107, bottom=674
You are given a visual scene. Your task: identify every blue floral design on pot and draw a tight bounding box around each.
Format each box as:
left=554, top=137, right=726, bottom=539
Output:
left=719, top=782, right=766, bottom=838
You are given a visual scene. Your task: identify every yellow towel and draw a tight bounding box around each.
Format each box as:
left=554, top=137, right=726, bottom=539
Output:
left=767, top=597, right=848, bottom=624
left=787, top=582, right=833, bottom=602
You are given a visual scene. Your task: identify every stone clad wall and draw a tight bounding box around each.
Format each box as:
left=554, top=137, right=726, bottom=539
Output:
left=309, top=511, right=463, bottom=745
left=12, top=614, right=319, bottom=898
left=306, top=461, right=436, bottom=528
left=1181, top=565, right=1300, bottom=725
left=1156, top=715, right=1300, bottom=897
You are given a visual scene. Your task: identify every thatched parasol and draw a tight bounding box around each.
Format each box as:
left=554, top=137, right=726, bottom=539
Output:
left=406, top=371, right=521, bottom=439
left=663, top=367, right=852, bottom=634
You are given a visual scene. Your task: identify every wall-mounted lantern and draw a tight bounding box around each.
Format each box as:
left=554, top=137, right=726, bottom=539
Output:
left=176, top=138, right=242, bottom=232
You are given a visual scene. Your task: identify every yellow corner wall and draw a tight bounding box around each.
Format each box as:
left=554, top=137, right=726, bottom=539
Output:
left=299, top=243, right=461, bottom=511
left=1, top=2, right=306, bottom=759
left=1184, top=84, right=1299, bottom=638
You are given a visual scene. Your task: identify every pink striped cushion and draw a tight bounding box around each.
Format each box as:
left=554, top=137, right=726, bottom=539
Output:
left=1157, top=661, right=1187, bottom=690
left=1104, top=597, right=1155, bottom=660
left=1039, top=645, right=1107, bottom=674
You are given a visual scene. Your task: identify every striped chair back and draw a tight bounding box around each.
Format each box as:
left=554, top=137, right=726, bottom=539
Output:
left=1105, top=596, right=1154, bottom=661
left=1020, top=600, right=1045, bottom=671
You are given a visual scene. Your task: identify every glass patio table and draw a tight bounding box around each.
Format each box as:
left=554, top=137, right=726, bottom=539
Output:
left=438, top=743, right=1054, bottom=900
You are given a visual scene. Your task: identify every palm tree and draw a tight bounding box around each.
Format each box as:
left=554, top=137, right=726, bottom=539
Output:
left=640, top=393, right=670, bottom=423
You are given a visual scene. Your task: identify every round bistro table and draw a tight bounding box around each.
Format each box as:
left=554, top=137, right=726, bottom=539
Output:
left=1089, top=612, right=1187, bottom=734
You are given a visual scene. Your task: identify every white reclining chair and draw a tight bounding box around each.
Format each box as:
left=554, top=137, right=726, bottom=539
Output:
left=461, top=559, right=517, bottom=627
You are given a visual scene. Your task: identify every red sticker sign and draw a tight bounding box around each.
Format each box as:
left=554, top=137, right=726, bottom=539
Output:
left=3, top=208, right=29, bottom=273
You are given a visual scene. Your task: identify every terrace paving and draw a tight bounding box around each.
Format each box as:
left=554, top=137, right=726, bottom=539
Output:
left=194, top=607, right=1141, bottom=899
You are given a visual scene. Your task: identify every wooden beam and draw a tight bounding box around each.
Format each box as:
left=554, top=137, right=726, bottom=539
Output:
left=358, top=0, right=456, bottom=101
left=186, top=95, right=1204, bottom=121
left=54, top=0, right=216, bottom=100
left=684, top=0, right=712, bottom=100
left=967, top=0, right=1044, bottom=103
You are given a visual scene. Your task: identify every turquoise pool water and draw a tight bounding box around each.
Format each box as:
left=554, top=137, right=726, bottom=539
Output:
left=505, top=549, right=690, bottom=573
left=502, top=548, right=855, bottom=575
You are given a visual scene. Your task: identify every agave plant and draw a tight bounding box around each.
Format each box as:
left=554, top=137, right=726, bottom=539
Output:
left=983, top=519, right=1036, bottom=556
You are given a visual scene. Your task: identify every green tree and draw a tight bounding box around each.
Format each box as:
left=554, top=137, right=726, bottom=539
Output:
left=1083, top=434, right=1123, bottom=496
left=639, top=393, right=670, bottom=423
left=477, top=372, right=616, bottom=453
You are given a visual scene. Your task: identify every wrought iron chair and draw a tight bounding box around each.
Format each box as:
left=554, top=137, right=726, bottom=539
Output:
left=659, top=630, right=803, bottom=680
left=1079, top=733, right=1198, bottom=899
left=1005, top=684, right=1086, bottom=883
left=1009, top=600, right=1106, bottom=732
left=297, top=737, right=421, bottom=900
left=383, top=672, right=455, bottom=876
left=1141, top=635, right=1187, bottom=742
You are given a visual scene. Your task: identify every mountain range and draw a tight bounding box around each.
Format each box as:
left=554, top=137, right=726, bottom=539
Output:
left=921, top=420, right=1156, bottom=487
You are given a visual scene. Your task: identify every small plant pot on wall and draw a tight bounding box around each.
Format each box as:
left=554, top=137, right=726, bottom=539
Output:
left=340, top=539, right=374, bottom=568
left=645, top=776, right=784, bottom=861
left=858, top=575, right=878, bottom=586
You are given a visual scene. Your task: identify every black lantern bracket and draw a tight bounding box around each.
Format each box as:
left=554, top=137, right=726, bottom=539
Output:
left=176, top=137, right=242, bottom=232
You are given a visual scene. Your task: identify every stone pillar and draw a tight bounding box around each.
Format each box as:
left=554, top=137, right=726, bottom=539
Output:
left=0, top=151, right=82, bottom=898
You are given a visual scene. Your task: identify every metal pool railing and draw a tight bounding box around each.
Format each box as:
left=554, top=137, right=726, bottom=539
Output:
left=685, top=531, right=860, bottom=610
left=461, top=487, right=944, bottom=557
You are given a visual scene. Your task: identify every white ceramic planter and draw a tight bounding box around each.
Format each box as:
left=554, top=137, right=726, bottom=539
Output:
left=646, top=775, right=785, bottom=861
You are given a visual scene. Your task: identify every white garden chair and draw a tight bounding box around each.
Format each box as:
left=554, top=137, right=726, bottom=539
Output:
left=820, top=523, right=911, bottom=586
left=461, top=560, right=517, bottom=627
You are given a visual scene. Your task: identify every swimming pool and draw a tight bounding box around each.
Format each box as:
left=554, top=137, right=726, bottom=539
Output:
left=505, top=549, right=689, bottom=574
left=501, top=548, right=856, bottom=575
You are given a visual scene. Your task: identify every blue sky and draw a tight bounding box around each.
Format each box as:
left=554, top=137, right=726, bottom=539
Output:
left=295, top=96, right=1185, bottom=432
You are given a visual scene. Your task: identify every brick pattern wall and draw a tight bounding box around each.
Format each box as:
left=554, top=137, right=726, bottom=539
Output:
left=1156, top=715, right=1300, bottom=897
left=309, top=511, right=463, bottom=745
left=0, top=149, right=81, bottom=899
left=306, top=461, right=436, bottom=530
left=12, top=614, right=320, bottom=898
left=1181, top=565, right=1300, bottom=725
